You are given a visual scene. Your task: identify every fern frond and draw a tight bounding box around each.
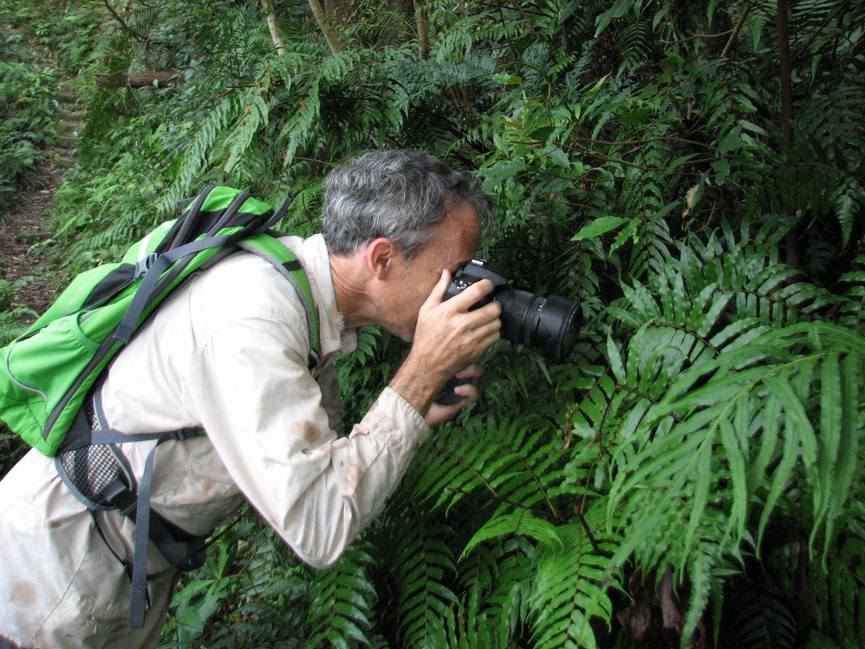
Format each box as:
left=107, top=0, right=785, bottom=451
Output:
left=306, top=545, right=376, bottom=649
left=832, top=178, right=864, bottom=248
left=394, top=521, right=459, bottom=647
left=162, top=94, right=240, bottom=213
left=461, top=509, right=562, bottom=561
left=839, top=255, right=865, bottom=329
left=428, top=584, right=512, bottom=649
left=224, top=87, right=270, bottom=176
left=403, top=414, right=566, bottom=517
left=279, top=80, right=322, bottom=170
left=609, top=321, right=865, bottom=568
left=812, top=536, right=865, bottom=647
left=724, top=583, right=798, bottom=649
left=529, top=503, right=620, bottom=649
left=458, top=536, right=534, bottom=643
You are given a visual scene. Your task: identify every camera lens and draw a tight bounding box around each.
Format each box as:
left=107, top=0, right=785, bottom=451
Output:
left=496, top=290, right=579, bottom=361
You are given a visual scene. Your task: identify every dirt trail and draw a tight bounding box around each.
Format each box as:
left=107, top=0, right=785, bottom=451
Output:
left=0, top=83, right=83, bottom=314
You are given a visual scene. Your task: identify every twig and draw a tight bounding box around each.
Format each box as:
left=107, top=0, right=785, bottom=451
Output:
left=103, top=0, right=147, bottom=42
left=573, top=134, right=714, bottom=150
left=720, top=3, right=751, bottom=58
left=676, top=28, right=735, bottom=44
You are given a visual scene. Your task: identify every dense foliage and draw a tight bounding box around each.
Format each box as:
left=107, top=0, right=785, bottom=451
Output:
left=2, top=0, right=864, bottom=647
left=0, top=21, right=57, bottom=207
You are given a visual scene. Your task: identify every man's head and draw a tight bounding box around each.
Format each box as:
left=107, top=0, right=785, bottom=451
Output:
left=322, top=149, right=488, bottom=260
left=323, top=150, right=488, bottom=341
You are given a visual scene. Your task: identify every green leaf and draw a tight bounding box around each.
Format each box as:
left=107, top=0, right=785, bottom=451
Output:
left=572, top=216, right=629, bottom=241
left=720, top=415, right=748, bottom=542
left=713, top=158, right=731, bottom=186
left=461, top=510, right=563, bottom=559
left=684, top=439, right=713, bottom=557
left=825, top=354, right=860, bottom=547
left=594, top=0, right=634, bottom=36
left=546, top=146, right=570, bottom=168
left=812, top=352, right=841, bottom=545
left=606, top=335, right=625, bottom=384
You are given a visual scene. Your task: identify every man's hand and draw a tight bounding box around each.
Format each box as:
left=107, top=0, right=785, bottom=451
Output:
left=425, top=364, right=483, bottom=426
left=390, top=270, right=501, bottom=417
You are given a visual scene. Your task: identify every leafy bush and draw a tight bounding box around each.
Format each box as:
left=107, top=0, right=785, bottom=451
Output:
left=0, top=28, right=57, bottom=208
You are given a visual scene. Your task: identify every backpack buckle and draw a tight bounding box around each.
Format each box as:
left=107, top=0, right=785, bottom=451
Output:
left=101, top=478, right=137, bottom=515
left=134, top=253, right=158, bottom=279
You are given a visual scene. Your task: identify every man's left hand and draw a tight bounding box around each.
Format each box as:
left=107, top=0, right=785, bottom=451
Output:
left=425, top=364, right=483, bottom=426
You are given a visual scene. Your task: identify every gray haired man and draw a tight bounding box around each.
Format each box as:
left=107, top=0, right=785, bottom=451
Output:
left=0, top=150, right=501, bottom=648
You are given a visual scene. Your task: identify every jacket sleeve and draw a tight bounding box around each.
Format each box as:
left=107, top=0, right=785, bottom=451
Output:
left=184, top=312, right=430, bottom=568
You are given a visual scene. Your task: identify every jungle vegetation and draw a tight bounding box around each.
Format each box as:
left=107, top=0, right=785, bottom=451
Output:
left=1, top=0, right=864, bottom=647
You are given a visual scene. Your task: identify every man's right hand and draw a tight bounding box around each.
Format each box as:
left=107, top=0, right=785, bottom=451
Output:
left=389, top=269, right=502, bottom=417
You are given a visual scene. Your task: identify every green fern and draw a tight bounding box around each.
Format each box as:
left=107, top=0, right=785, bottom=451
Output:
left=394, top=520, right=459, bottom=647
left=162, top=94, right=240, bottom=213
left=306, top=545, right=376, bottom=649
left=224, top=87, right=270, bottom=176
left=456, top=536, right=534, bottom=644
left=839, top=255, right=865, bottom=329
left=529, top=503, right=620, bottom=649
left=811, top=536, right=865, bottom=648
left=403, top=414, right=567, bottom=518
left=610, top=321, right=864, bottom=565
left=724, top=583, right=799, bottom=649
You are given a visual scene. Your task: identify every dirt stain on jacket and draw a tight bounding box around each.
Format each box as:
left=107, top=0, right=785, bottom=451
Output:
left=9, top=580, right=37, bottom=607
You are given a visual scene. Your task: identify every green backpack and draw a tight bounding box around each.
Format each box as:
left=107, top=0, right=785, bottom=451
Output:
left=1, top=184, right=321, bottom=454
left=0, top=184, right=322, bottom=626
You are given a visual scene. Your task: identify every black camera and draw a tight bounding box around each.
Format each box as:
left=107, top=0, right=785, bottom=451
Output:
left=435, top=259, right=579, bottom=404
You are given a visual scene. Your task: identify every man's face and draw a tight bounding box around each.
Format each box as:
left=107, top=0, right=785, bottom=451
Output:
left=387, top=202, right=481, bottom=341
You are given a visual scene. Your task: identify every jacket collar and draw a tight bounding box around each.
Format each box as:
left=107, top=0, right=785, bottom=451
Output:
left=296, top=233, right=357, bottom=360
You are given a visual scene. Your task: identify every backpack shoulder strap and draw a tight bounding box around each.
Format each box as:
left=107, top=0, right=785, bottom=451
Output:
left=237, top=234, right=322, bottom=370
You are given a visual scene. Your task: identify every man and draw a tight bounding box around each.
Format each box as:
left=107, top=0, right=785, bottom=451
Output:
left=0, top=150, right=501, bottom=648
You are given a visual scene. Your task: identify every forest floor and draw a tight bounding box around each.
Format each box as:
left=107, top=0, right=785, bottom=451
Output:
left=0, top=84, right=82, bottom=316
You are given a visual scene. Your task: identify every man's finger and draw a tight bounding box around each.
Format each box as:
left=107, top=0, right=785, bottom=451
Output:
left=446, top=278, right=495, bottom=312
left=471, top=300, right=502, bottom=322
left=423, top=269, right=452, bottom=308
left=473, top=318, right=502, bottom=339
left=454, top=383, right=479, bottom=401
left=479, top=329, right=502, bottom=350
left=455, top=364, right=483, bottom=380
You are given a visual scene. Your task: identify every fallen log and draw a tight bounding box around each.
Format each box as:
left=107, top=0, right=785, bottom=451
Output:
left=95, top=71, right=182, bottom=88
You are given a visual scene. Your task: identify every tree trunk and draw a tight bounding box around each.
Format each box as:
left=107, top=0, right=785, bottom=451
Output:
left=776, top=0, right=799, bottom=267
left=261, top=0, right=286, bottom=57
left=776, top=0, right=793, bottom=142
left=307, top=0, right=343, bottom=54
left=413, top=0, right=429, bottom=60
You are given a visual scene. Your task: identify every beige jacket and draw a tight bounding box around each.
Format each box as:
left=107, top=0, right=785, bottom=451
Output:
left=0, top=234, right=430, bottom=649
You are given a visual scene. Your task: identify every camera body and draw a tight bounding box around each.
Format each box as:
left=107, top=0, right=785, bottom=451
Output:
left=443, top=259, right=508, bottom=305
left=434, top=259, right=579, bottom=405
left=444, top=259, right=579, bottom=362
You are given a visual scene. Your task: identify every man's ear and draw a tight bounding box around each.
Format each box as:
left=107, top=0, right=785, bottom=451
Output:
left=365, top=238, right=399, bottom=280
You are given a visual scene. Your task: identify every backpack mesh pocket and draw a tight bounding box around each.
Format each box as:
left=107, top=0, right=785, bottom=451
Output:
left=55, top=402, right=132, bottom=510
